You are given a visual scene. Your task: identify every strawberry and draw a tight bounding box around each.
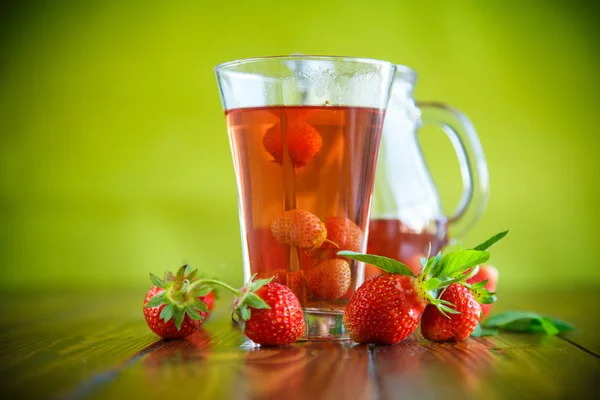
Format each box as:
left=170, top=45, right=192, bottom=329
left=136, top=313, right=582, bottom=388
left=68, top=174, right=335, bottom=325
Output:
left=263, top=121, right=322, bottom=168
left=466, top=264, right=498, bottom=319
left=305, top=258, right=351, bottom=300
left=324, top=217, right=364, bottom=253
left=144, top=266, right=214, bottom=339
left=235, top=282, right=306, bottom=346
left=339, top=232, right=505, bottom=345
left=421, top=283, right=482, bottom=342
left=271, top=209, right=327, bottom=249
left=342, top=272, right=428, bottom=344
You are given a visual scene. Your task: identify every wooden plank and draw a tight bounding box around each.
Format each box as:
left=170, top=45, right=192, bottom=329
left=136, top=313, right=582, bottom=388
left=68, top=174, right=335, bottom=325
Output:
left=373, top=332, right=599, bottom=400
left=0, top=291, right=160, bottom=399
left=91, top=333, right=377, bottom=400
left=0, top=290, right=598, bottom=399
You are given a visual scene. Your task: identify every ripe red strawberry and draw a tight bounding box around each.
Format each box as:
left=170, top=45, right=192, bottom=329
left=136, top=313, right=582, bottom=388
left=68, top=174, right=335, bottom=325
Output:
left=421, top=283, right=482, bottom=342
left=343, top=273, right=428, bottom=344
left=144, top=266, right=214, bottom=339
left=237, top=282, right=306, bottom=346
left=466, top=264, right=498, bottom=319
left=271, top=209, right=327, bottom=249
left=324, top=217, right=364, bottom=253
left=305, top=258, right=351, bottom=300
left=263, top=121, right=322, bottom=168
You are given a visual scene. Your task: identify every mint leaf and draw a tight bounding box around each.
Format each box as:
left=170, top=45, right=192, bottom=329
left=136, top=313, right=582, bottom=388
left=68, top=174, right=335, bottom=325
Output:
left=549, top=317, right=577, bottom=333
left=149, top=273, right=167, bottom=289
left=337, top=251, right=414, bottom=276
left=472, top=230, right=509, bottom=251
left=423, top=251, right=442, bottom=277
left=483, top=311, right=575, bottom=335
left=484, top=311, right=541, bottom=326
left=436, top=250, right=490, bottom=278
left=471, top=323, right=499, bottom=337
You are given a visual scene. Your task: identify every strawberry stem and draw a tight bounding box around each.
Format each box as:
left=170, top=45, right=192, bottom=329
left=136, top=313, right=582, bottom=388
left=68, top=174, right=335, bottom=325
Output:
left=188, top=279, right=243, bottom=297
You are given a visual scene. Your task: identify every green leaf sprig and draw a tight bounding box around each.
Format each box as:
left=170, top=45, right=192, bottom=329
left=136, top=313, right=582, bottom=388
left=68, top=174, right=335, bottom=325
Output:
left=471, top=312, right=575, bottom=337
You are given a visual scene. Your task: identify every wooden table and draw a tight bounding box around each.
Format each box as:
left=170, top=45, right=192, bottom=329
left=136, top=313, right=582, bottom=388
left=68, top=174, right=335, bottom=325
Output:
left=1, top=289, right=598, bottom=399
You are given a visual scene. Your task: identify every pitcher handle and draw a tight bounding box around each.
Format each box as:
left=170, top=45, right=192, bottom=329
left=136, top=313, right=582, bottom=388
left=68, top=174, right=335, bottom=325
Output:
left=416, top=101, right=489, bottom=239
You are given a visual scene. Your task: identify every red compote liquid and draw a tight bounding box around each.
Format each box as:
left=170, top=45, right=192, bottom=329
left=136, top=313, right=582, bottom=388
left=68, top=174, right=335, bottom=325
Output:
left=226, top=105, right=385, bottom=311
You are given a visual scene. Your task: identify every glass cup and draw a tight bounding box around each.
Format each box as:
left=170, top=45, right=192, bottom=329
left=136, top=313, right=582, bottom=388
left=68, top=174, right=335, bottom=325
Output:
left=215, top=56, right=396, bottom=339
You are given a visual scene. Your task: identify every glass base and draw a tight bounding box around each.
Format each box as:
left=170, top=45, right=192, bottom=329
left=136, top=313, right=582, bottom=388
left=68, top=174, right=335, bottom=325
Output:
left=300, top=307, right=350, bottom=341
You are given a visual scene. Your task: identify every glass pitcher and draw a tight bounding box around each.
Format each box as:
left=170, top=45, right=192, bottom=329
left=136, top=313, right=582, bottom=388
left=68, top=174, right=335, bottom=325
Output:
left=366, top=66, right=489, bottom=278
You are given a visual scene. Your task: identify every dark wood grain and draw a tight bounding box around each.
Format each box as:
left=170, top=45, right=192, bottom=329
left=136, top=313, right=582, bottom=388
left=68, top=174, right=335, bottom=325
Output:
left=0, top=290, right=598, bottom=400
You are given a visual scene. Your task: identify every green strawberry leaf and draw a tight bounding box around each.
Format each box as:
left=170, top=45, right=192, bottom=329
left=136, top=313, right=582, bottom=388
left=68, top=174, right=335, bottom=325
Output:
left=472, top=230, right=509, bottom=251
left=164, top=271, right=175, bottom=283
left=173, top=307, right=185, bottom=330
left=184, top=306, right=204, bottom=321
left=192, top=300, right=209, bottom=313
left=482, top=311, right=575, bottom=335
left=337, top=251, right=414, bottom=276
left=244, top=293, right=270, bottom=309
left=249, top=277, right=273, bottom=292
left=159, top=303, right=174, bottom=322
left=186, top=269, right=198, bottom=282
left=176, top=265, right=187, bottom=281
left=149, top=273, right=167, bottom=289
left=470, top=323, right=499, bottom=337
left=239, top=305, right=251, bottom=321
left=145, top=292, right=167, bottom=308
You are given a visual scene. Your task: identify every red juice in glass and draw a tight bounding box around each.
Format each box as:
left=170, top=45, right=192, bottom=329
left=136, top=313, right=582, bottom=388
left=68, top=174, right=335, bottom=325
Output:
left=216, top=56, right=396, bottom=340
left=226, top=105, right=385, bottom=311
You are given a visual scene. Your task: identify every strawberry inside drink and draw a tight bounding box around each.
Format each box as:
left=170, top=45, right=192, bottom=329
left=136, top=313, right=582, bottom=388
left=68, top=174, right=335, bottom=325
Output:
left=226, top=105, right=385, bottom=315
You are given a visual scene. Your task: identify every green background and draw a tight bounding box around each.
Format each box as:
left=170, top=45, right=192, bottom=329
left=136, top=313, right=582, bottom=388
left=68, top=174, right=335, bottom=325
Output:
left=1, top=0, right=598, bottom=293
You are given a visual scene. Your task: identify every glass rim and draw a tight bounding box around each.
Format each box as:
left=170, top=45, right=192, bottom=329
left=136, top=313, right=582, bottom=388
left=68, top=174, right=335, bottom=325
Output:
left=214, top=55, right=398, bottom=73
left=394, top=64, right=418, bottom=83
